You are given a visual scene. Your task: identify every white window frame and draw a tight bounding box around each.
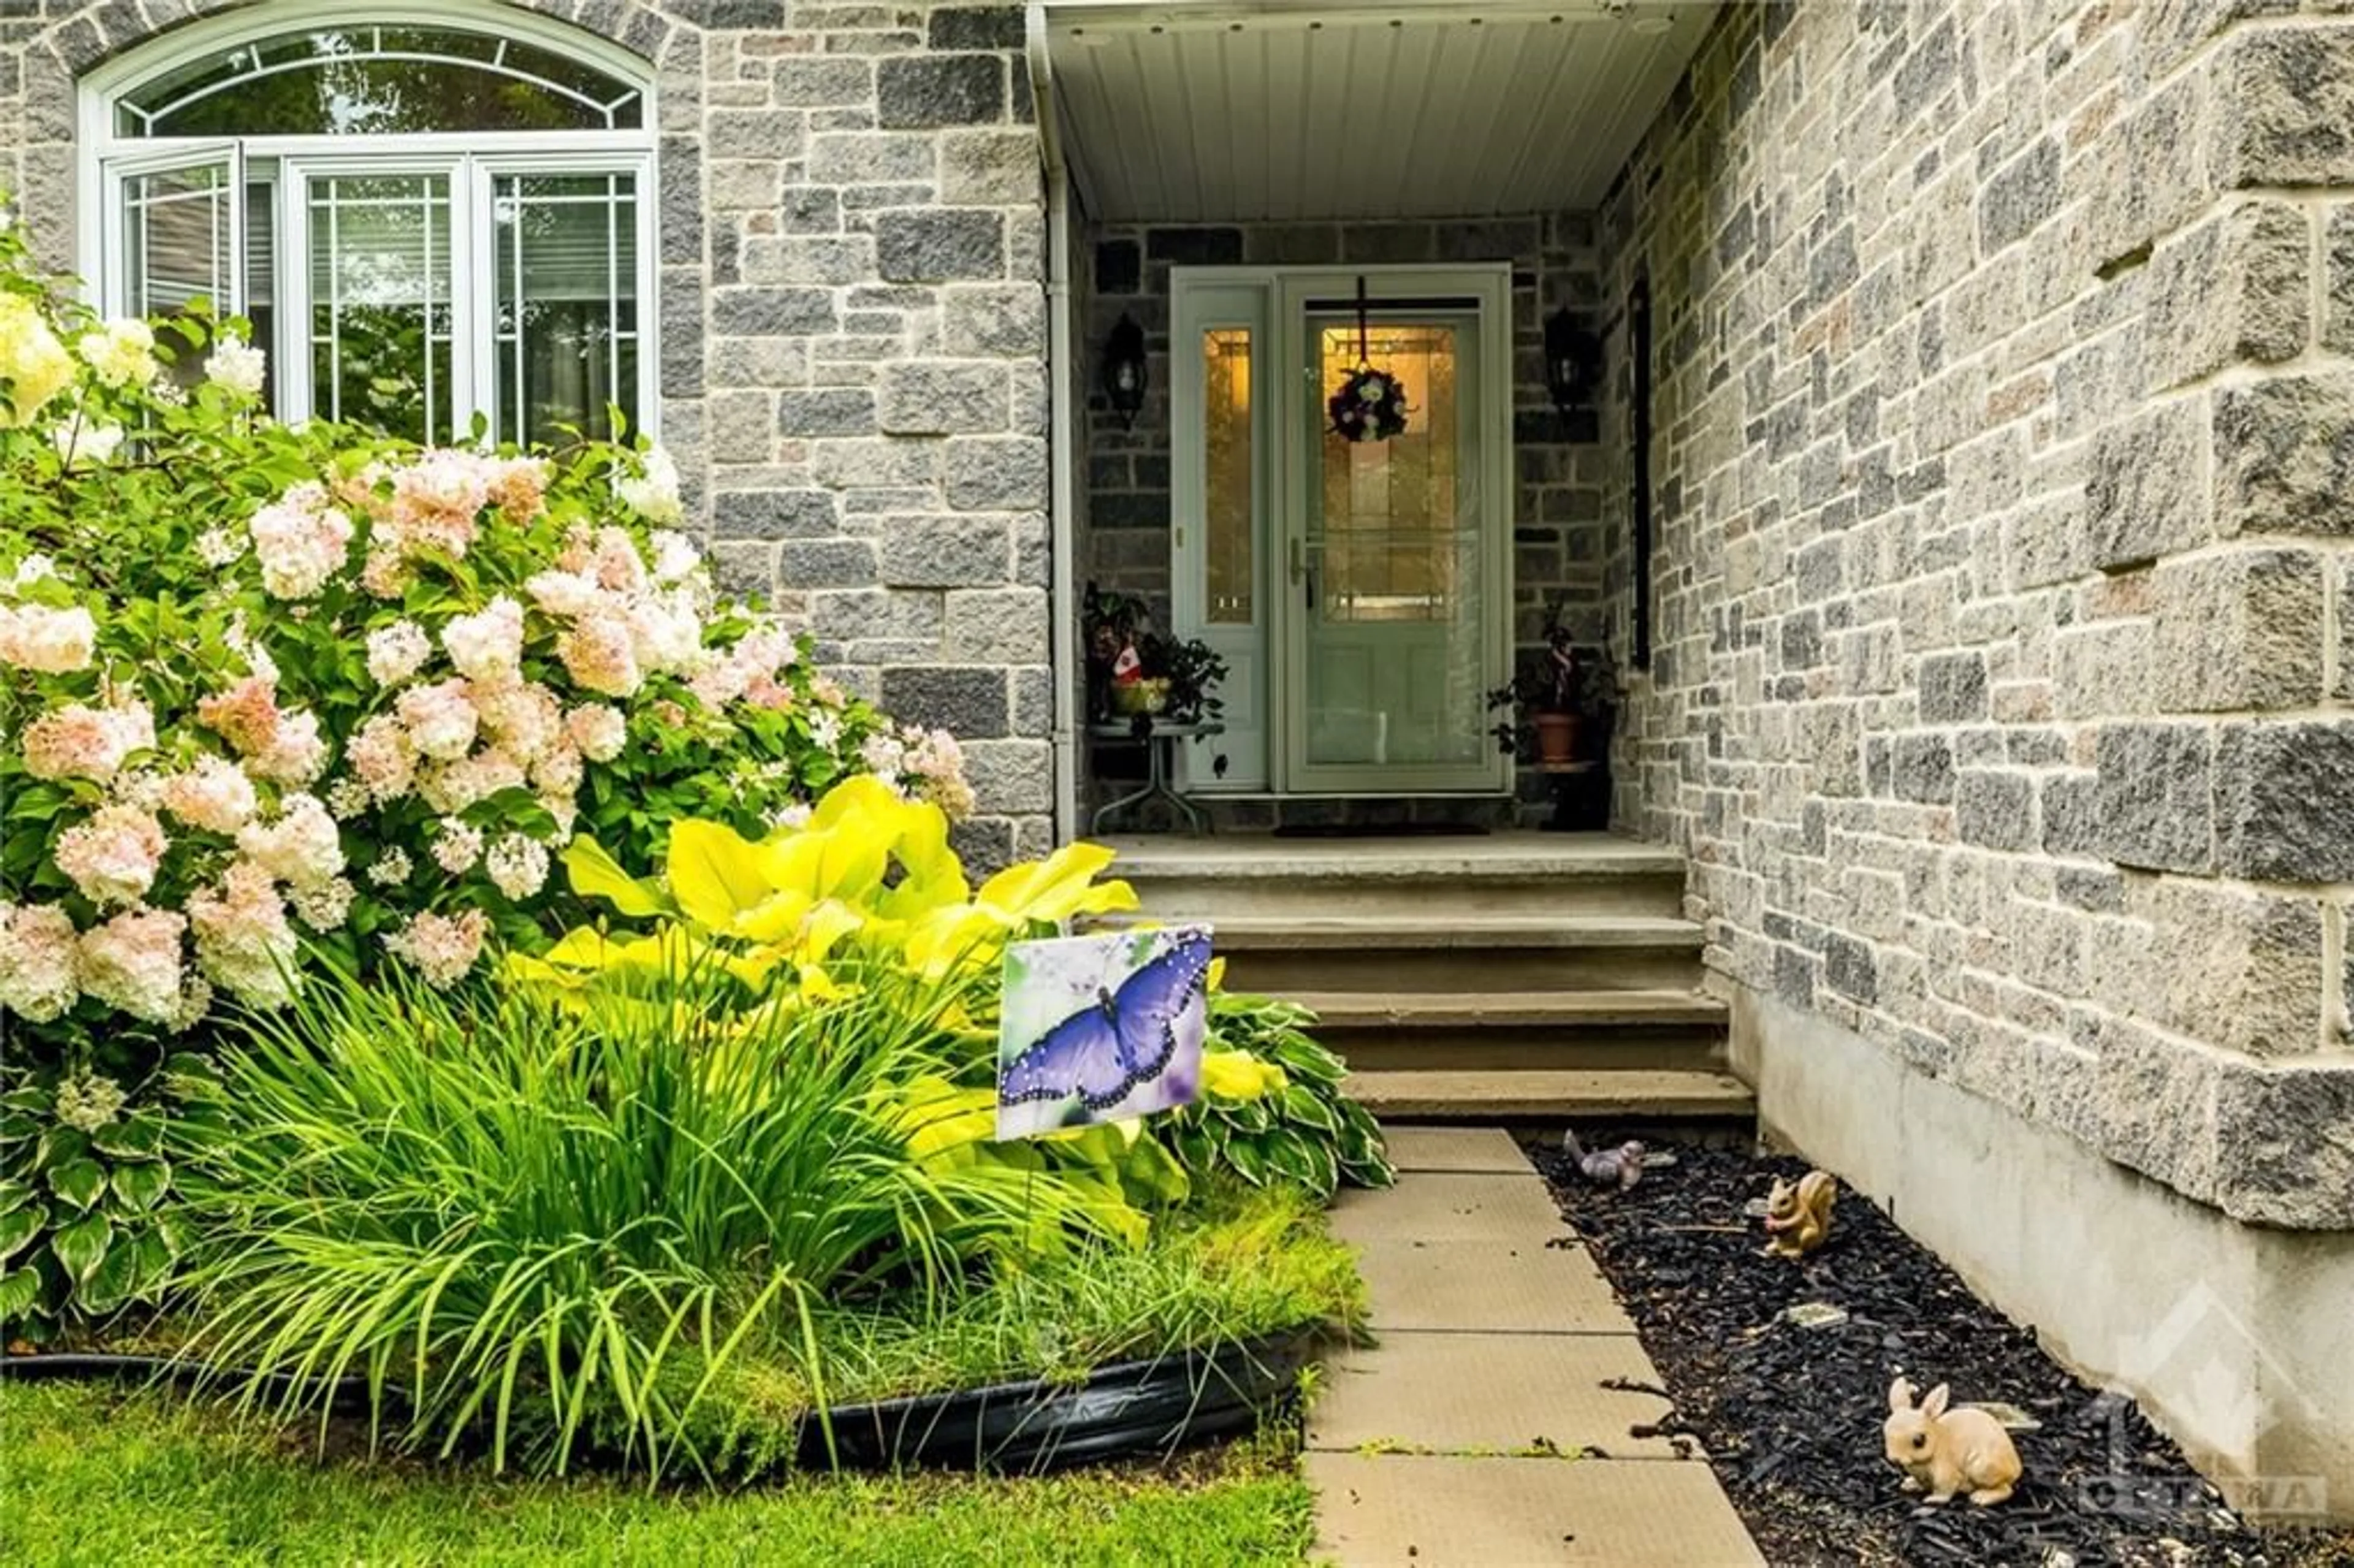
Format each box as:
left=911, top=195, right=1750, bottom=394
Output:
left=77, top=0, right=661, bottom=443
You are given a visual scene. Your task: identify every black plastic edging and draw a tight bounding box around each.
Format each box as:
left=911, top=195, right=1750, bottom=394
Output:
left=1, top=1331, right=1314, bottom=1475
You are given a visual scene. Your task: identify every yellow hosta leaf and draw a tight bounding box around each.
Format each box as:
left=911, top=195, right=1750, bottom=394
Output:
left=667, top=819, right=785, bottom=930
left=1200, top=1050, right=1287, bottom=1102
left=731, top=888, right=818, bottom=944
left=562, top=835, right=673, bottom=917
left=975, top=842, right=1137, bottom=926
left=1208, top=956, right=1227, bottom=992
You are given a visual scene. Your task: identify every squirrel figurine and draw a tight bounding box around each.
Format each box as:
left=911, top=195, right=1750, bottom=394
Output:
left=1883, top=1377, right=2023, bottom=1506
left=1562, top=1128, right=1646, bottom=1192
left=1761, top=1170, right=1837, bottom=1257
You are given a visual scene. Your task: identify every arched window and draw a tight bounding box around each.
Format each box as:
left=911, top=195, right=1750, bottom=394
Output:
left=82, top=4, right=658, bottom=447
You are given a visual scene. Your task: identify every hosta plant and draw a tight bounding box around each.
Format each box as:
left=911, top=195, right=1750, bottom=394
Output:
left=1171, top=992, right=1396, bottom=1201
left=0, top=1049, right=220, bottom=1340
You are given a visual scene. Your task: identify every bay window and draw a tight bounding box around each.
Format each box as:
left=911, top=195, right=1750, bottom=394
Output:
left=83, top=8, right=657, bottom=446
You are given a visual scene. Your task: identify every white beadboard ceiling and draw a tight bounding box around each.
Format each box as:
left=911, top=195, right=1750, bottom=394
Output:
left=1031, top=1, right=1720, bottom=223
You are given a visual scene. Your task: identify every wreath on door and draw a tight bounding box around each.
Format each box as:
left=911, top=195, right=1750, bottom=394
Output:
left=1327, top=276, right=1411, bottom=443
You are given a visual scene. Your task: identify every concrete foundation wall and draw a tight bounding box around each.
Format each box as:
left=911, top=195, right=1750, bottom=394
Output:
left=1736, top=985, right=2354, bottom=1520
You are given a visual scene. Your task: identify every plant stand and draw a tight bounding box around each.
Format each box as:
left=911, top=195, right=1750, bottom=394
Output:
left=1088, top=721, right=1223, bottom=835
left=1537, top=759, right=1609, bottom=832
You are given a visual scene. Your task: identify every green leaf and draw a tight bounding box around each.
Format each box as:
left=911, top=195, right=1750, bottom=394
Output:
left=110, top=1160, right=170, bottom=1211
left=1225, top=1137, right=1270, bottom=1187
left=90, top=1113, right=164, bottom=1160
left=46, top=1157, right=106, bottom=1211
left=48, top=1212, right=112, bottom=1285
left=0, top=1201, right=47, bottom=1264
left=1281, top=1084, right=1340, bottom=1134
left=33, top=1125, right=88, bottom=1170
left=131, top=1225, right=176, bottom=1293
left=0, top=1178, right=30, bottom=1215
left=0, top=1268, right=39, bottom=1323
left=77, top=1233, right=142, bottom=1314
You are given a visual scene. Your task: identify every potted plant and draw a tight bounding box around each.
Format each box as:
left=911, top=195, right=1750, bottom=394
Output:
left=1083, top=584, right=1228, bottom=732
left=1487, top=609, right=1617, bottom=765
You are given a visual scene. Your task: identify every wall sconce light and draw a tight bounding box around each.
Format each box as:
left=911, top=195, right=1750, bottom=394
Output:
left=1544, top=306, right=1602, bottom=415
left=1102, top=313, right=1149, bottom=428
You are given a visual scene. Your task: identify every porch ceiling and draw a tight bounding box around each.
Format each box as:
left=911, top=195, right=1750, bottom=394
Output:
left=1029, top=1, right=1720, bottom=224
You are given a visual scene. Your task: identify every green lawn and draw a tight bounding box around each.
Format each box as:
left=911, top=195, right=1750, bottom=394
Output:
left=0, top=1380, right=1315, bottom=1567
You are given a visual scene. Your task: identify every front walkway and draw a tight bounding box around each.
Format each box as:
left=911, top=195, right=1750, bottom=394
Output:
left=1308, top=1127, right=1763, bottom=1566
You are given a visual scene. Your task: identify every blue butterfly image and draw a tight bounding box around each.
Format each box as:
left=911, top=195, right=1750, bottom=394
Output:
left=999, top=928, right=1213, bottom=1118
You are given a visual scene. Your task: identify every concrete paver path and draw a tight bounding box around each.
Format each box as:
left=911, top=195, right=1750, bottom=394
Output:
left=1308, top=1126, right=1766, bottom=1567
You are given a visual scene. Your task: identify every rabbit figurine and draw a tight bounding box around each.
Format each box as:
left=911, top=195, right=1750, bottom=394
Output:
left=1883, top=1377, right=2022, bottom=1506
left=1760, top=1170, right=1837, bottom=1258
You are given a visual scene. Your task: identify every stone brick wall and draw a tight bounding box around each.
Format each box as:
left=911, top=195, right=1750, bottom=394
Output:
left=1080, top=218, right=1611, bottom=652
left=1601, top=0, right=2354, bottom=1228
left=4, top=0, right=1054, bottom=867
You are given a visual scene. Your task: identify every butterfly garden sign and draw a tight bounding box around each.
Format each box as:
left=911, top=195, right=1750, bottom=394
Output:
left=996, top=925, right=1215, bottom=1140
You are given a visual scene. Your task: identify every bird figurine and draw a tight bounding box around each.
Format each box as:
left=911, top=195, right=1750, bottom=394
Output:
left=1562, top=1128, right=1647, bottom=1192
left=1761, top=1170, right=1838, bottom=1258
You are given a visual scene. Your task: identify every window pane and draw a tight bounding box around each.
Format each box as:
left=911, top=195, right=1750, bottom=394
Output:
left=243, top=177, right=279, bottom=410
left=120, top=159, right=234, bottom=316
left=1203, top=328, right=1253, bottom=625
left=492, top=173, right=639, bottom=446
left=1317, top=324, right=1458, bottom=624
left=308, top=173, right=452, bottom=443
left=120, top=25, right=642, bottom=137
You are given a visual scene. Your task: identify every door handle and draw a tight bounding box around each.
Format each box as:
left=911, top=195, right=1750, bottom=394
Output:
left=1291, top=538, right=1315, bottom=609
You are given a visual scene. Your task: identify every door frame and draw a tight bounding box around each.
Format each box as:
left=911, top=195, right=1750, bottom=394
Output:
left=1169, top=262, right=1515, bottom=796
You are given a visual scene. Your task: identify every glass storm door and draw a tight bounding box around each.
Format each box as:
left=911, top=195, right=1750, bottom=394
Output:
left=1279, top=272, right=1510, bottom=794
left=1168, top=267, right=1511, bottom=797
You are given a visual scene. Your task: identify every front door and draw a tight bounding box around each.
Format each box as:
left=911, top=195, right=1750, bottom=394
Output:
left=1170, top=265, right=1512, bottom=796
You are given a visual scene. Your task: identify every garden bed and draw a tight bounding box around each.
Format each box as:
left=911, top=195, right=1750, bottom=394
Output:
left=1528, top=1132, right=2354, bottom=1567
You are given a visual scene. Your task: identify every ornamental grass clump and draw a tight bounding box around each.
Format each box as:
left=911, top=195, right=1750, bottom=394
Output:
left=175, top=964, right=1127, bottom=1480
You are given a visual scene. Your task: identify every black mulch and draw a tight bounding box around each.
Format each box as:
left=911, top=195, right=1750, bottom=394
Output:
left=1526, top=1132, right=2354, bottom=1568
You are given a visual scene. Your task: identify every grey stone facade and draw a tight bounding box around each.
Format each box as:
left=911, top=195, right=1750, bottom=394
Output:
left=3, top=0, right=1055, bottom=868
left=1599, top=0, right=2354, bottom=1231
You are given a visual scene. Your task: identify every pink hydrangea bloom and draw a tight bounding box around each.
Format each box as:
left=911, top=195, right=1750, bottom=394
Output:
left=250, top=709, right=329, bottom=786
left=77, top=907, right=187, bottom=1024
left=626, top=595, right=701, bottom=675
left=160, top=756, right=260, bottom=834
left=0, top=602, right=97, bottom=672
left=396, top=679, right=479, bottom=761
left=0, top=902, right=80, bottom=1021
left=419, top=747, right=526, bottom=815
left=348, top=714, right=417, bottom=803
left=524, top=569, right=605, bottom=620
left=489, top=457, right=550, bottom=523
left=558, top=615, right=642, bottom=698
left=388, top=908, right=489, bottom=988
left=55, top=802, right=169, bottom=907
left=531, top=742, right=584, bottom=798
left=289, top=876, right=356, bottom=932
left=383, top=449, right=493, bottom=559
left=442, top=596, right=525, bottom=685
left=365, top=620, right=433, bottom=685
left=22, top=699, right=153, bottom=782
left=432, top=821, right=484, bottom=874
left=485, top=834, right=550, bottom=900
left=591, top=526, right=651, bottom=594
left=479, top=681, right=562, bottom=762
left=187, top=861, right=300, bottom=1007
left=236, top=793, right=346, bottom=889
left=248, top=482, right=355, bottom=600
left=197, top=676, right=282, bottom=758
left=563, top=704, right=627, bottom=763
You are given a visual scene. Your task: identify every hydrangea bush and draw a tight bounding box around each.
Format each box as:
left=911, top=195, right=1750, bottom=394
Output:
left=0, top=215, right=969, bottom=1336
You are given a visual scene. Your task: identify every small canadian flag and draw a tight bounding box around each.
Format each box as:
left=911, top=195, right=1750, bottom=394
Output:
left=1110, top=641, right=1143, bottom=685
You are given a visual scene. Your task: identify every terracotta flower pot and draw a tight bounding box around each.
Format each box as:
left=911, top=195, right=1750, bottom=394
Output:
left=1533, top=711, right=1580, bottom=763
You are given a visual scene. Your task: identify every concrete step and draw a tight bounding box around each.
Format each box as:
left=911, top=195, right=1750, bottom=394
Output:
left=1106, top=833, right=1688, bottom=921
left=1344, top=1067, right=1756, bottom=1119
left=1161, top=915, right=1708, bottom=992
left=1292, top=988, right=1729, bottom=1072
